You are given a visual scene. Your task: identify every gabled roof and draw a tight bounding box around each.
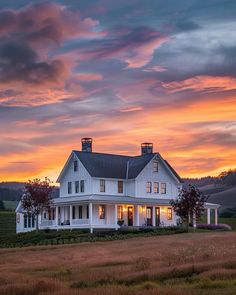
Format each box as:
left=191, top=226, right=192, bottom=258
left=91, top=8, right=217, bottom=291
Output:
left=73, top=151, right=155, bottom=179
left=57, top=150, right=183, bottom=183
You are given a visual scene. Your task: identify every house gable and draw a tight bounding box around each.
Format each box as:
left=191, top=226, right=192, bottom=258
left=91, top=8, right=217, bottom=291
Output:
left=57, top=151, right=92, bottom=197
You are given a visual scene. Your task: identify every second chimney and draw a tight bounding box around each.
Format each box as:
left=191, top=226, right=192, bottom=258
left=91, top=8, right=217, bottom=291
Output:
left=81, top=137, right=92, bottom=152
left=141, top=143, right=153, bottom=155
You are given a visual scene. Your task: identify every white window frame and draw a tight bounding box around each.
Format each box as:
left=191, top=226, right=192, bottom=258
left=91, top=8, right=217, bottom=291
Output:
left=154, top=182, right=159, bottom=193
left=146, top=181, right=152, bottom=193
left=153, top=160, right=158, bottom=172
left=100, top=179, right=105, bottom=192
left=161, top=183, right=166, bottom=194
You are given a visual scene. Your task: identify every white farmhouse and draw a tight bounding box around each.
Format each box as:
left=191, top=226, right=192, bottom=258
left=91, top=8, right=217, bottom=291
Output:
left=16, top=138, right=220, bottom=233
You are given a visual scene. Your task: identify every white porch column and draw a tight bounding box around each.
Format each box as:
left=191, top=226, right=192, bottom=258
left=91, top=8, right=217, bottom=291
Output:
left=193, top=212, right=196, bottom=228
left=114, top=204, right=118, bottom=230
left=207, top=208, right=211, bottom=224
left=55, top=206, right=58, bottom=226
left=214, top=208, right=218, bottom=225
left=135, top=205, right=140, bottom=226
left=69, top=205, right=73, bottom=226
left=152, top=207, right=156, bottom=227
left=89, top=203, right=93, bottom=233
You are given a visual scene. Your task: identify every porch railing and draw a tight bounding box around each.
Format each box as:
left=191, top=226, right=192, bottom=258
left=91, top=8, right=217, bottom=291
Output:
left=41, top=220, right=55, bottom=226
left=71, top=219, right=89, bottom=225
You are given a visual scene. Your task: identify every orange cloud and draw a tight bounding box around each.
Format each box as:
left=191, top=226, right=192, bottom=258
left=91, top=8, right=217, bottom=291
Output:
left=162, top=75, right=236, bottom=92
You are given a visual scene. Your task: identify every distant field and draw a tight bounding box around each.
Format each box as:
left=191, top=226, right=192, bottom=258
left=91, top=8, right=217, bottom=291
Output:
left=0, top=211, right=15, bottom=235
left=3, top=200, right=17, bottom=210
left=0, top=232, right=235, bottom=295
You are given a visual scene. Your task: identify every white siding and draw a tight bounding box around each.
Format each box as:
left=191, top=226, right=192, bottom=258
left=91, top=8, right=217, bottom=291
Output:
left=60, top=153, right=92, bottom=197
left=135, top=156, right=180, bottom=199
left=92, top=178, right=126, bottom=196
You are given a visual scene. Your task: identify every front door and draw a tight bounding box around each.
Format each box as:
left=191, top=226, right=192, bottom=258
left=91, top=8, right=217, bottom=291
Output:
left=128, top=207, right=133, bottom=226
left=156, top=207, right=160, bottom=226
left=146, top=207, right=152, bottom=226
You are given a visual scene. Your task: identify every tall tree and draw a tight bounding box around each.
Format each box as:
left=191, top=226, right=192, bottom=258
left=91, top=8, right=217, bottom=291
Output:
left=21, top=178, right=54, bottom=231
left=170, top=185, right=208, bottom=229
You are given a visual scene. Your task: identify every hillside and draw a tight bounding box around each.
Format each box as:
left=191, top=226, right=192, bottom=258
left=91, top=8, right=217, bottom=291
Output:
left=206, top=186, right=236, bottom=209
left=184, top=170, right=236, bottom=210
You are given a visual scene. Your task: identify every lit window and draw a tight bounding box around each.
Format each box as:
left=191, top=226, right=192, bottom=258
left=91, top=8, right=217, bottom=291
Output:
left=68, top=182, right=72, bottom=194
left=74, top=160, right=78, bottom=172
left=100, top=179, right=105, bottom=192
left=79, top=206, right=83, bottom=219
left=146, top=207, right=152, bottom=219
left=146, top=181, right=152, bottom=193
left=117, top=206, right=123, bottom=220
left=161, top=183, right=166, bottom=194
left=153, top=160, right=158, bottom=172
left=80, top=180, right=85, bottom=193
left=75, top=181, right=79, bottom=193
left=99, top=205, right=105, bottom=219
left=167, top=208, right=172, bottom=220
left=118, top=181, right=123, bottom=193
left=154, top=182, right=159, bottom=193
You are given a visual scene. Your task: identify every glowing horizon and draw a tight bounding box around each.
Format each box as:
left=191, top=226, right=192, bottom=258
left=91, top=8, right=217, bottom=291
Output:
left=0, top=1, right=235, bottom=182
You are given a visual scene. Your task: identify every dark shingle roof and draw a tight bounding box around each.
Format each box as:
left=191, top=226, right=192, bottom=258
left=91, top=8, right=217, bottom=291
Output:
left=73, top=151, right=155, bottom=179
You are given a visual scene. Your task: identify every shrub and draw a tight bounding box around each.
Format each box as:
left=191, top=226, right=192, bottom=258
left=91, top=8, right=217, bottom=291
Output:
left=197, top=224, right=232, bottom=230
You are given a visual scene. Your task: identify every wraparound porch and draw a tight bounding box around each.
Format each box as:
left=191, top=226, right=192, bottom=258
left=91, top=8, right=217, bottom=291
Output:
left=40, top=203, right=177, bottom=233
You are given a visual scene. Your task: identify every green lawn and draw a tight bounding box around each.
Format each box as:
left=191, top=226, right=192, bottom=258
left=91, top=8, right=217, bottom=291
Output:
left=0, top=211, right=16, bottom=235
left=219, top=217, right=236, bottom=230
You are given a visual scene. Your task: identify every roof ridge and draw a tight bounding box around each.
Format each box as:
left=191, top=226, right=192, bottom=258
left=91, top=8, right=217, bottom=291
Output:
left=73, top=150, right=132, bottom=159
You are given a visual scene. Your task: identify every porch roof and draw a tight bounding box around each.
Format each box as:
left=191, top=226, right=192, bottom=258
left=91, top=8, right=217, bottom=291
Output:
left=204, top=202, right=221, bottom=209
left=53, top=195, right=173, bottom=206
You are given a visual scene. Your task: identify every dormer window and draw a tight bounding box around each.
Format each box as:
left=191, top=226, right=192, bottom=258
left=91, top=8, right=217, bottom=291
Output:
left=74, top=160, right=78, bottom=172
left=153, top=160, right=158, bottom=172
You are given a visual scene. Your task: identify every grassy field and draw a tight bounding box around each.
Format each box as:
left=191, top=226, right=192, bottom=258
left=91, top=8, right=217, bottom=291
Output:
left=0, top=211, right=15, bottom=235
left=219, top=217, right=236, bottom=230
left=0, top=232, right=235, bottom=295
left=3, top=200, right=17, bottom=210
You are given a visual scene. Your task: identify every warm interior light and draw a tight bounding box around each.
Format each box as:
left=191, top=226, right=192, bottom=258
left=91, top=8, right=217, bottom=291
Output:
left=160, top=207, right=166, bottom=213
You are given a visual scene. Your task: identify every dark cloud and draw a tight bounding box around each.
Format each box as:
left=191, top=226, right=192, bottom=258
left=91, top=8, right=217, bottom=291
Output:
left=0, top=42, right=65, bottom=85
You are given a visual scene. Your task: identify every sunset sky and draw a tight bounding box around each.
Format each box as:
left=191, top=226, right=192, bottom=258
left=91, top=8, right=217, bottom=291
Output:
left=0, top=0, right=236, bottom=182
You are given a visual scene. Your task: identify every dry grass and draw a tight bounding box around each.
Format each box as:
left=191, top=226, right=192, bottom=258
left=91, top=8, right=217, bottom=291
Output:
left=0, top=232, right=236, bottom=295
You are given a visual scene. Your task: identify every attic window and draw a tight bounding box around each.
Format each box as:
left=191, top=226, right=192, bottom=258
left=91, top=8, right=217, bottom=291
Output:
left=153, top=160, right=158, bottom=172
left=74, top=160, right=78, bottom=172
